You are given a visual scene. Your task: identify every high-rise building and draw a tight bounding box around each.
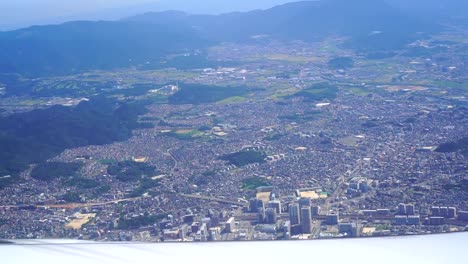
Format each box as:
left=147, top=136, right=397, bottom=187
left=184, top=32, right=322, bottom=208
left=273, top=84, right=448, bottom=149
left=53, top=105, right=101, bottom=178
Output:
left=283, top=221, right=291, bottom=234
left=448, top=207, right=457, bottom=219
left=300, top=206, right=312, bottom=234
left=406, top=204, right=415, bottom=215
left=431, top=206, right=441, bottom=216
left=431, top=206, right=457, bottom=219
left=311, top=205, right=320, bottom=217
left=429, top=216, right=444, bottom=225
left=200, top=223, right=208, bottom=236
left=299, top=197, right=312, bottom=208
left=202, top=217, right=211, bottom=228
left=326, top=212, right=339, bottom=225
left=283, top=221, right=291, bottom=240
left=211, top=215, right=220, bottom=227
left=249, top=199, right=264, bottom=213
left=359, top=181, right=369, bottom=193
left=180, top=225, right=189, bottom=240
left=290, top=224, right=302, bottom=235
left=299, top=198, right=312, bottom=220
left=225, top=217, right=235, bottom=233
left=265, top=208, right=277, bottom=224
left=398, top=203, right=407, bottom=215
left=338, top=222, right=359, bottom=237
left=377, top=209, right=391, bottom=215
left=268, top=200, right=282, bottom=214
left=407, top=215, right=420, bottom=225
left=159, top=219, right=172, bottom=230
left=439, top=207, right=449, bottom=217
left=395, top=215, right=407, bottom=225
left=209, top=227, right=221, bottom=241
left=183, top=214, right=194, bottom=224
left=249, top=199, right=257, bottom=213
left=163, top=229, right=181, bottom=241
left=191, top=222, right=200, bottom=233
left=289, top=203, right=301, bottom=225
left=457, top=211, right=468, bottom=221
left=258, top=207, right=266, bottom=223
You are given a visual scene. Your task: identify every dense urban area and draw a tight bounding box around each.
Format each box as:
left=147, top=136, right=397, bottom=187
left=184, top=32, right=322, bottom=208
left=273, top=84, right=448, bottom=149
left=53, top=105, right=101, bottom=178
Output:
left=0, top=27, right=467, bottom=242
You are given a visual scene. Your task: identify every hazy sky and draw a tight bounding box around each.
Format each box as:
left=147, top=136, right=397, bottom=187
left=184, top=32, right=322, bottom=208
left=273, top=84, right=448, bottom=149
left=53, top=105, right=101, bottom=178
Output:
left=0, top=0, right=296, bottom=30
left=2, top=0, right=155, bottom=20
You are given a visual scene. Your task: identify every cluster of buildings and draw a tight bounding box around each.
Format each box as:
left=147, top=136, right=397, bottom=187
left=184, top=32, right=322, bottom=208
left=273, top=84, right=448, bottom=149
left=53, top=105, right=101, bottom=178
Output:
left=1, top=38, right=467, bottom=241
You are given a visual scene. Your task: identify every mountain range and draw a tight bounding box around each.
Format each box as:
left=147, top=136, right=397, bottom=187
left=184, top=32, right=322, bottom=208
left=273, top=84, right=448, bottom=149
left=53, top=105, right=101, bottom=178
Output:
left=0, top=0, right=464, bottom=77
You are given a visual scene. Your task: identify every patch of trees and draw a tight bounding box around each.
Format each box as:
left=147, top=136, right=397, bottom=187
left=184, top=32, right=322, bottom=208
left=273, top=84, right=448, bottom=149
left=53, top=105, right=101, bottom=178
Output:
left=279, top=110, right=321, bottom=122
left=264, top=133, right=284, bottom=141
left=362, top=121, right=379, bottom=128
left=328, top=57, right=354, bottom=70
left=129, top=178, right=161, bottom=198
left=189, top=170, right=219, bottom=186
left=402, top=46, right=448, bottom=57
left=443, top=179, right=468, bottom=193
left=60, top=192, right=82, bottom=203
left=220, top=150, right=266, bottom=167
left=435, top=137, right=468, bottom=155
left=242, top=177, right=270, bottom=190
left=107, top=161, right=157, bottom=182
left=66, top=177, right=100, bottom=189
left=365, top=52, right=397, bottom=59
left=292, top=82, right=338, bottom=102
left=31, top=162, right=82, bottom=181
left=0, top=98, right=151, bottom=187
left=117, top=213, right=166, bottom=230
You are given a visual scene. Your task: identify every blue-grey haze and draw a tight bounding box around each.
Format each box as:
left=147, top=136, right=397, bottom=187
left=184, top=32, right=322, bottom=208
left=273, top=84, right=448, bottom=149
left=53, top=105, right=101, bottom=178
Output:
left=0, top=0, right=296, bottom=30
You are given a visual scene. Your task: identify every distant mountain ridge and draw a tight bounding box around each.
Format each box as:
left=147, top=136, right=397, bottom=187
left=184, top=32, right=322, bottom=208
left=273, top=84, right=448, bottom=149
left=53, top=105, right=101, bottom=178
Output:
left=126, top=0, right=432, bottom=42
left=0, top=0, right=451, bottom=77
left=0, top=20, right=211, bottom=76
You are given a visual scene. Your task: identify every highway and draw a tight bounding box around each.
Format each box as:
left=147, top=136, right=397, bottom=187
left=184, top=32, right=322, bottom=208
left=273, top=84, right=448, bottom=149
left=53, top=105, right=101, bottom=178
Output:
left=0, top=197, right=141, bottom=210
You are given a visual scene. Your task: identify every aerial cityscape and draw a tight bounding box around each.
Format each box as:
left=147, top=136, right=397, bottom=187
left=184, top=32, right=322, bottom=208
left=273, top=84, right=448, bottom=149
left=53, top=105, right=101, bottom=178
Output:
left=0, top=0, right=467, bottom=242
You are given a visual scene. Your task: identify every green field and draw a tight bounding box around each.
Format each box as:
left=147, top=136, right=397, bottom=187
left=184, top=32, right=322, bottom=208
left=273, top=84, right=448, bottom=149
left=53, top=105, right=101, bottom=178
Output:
left=242, top=177, right=270, bottom=190
left=259, top=54, right=323, bottom=63
left=99, top=159, right=116, bottom=165
left=165, top=129, right=204, bottom=140
left=347, top=87, right=371, bottom=96
left=217, top=96, right=248, bottom=104
left=292, top=82, right=338, bottom=102
left=339, top=136, right=360, bottom=147
left=434, top=80, right=468, bottom=91
left=144, top=94, right=169, bottom=104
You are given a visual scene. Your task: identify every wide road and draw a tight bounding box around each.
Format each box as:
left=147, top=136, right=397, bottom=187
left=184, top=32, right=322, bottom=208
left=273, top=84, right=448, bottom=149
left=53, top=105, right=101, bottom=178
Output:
left=0, top=197, right=141, bottom=210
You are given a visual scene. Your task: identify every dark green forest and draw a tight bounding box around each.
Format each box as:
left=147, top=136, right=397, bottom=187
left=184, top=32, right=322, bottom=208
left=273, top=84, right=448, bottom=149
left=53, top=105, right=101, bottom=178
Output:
left=0, top=99, right=151, bottom=187
left=242, top=177, right=271, bottom=190
left=292, top=82, right=339, bottom=102
left=31, top=162, right=82, bottom=181
left=328, top=57, right=354, bottom=69
left=220, top=150, right=267, bottom=167
left=117, top=214, right=166, bottom=230
left=107, top=160, right=157, bottom=182
left=0, top=21, right=210, bottom=76
left=435, top=137, right=468, bottom=156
